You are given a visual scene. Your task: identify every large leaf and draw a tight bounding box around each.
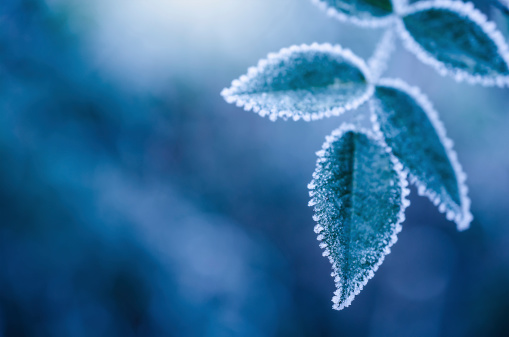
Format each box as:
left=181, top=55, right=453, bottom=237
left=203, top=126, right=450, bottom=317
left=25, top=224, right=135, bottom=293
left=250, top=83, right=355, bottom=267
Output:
left=308, top=124, right=409, bottom=310
left=398, top=1, right=509, bottom=86
left=312, top=0, right=395, bottom=27
left=370, top=78, right=473, bottom=230
left=221, top=44, right=374, bottom=122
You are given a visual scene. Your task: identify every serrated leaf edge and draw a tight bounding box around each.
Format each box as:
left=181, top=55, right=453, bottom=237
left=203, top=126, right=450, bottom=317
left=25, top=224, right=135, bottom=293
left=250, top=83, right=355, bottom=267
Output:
left=308, top=123, right=411, bottom=310
left=370, top=78, right=473, bottom=230
left=396, top=0, right=509, bottom=87
left=311, top=0, right=397, bottom=28
left=221, top=43, right=375, bottom=122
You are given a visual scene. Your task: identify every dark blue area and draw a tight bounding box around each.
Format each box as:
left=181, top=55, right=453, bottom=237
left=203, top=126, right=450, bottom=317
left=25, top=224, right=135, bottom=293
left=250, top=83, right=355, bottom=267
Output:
left=0, top=1, right=508, bottom=336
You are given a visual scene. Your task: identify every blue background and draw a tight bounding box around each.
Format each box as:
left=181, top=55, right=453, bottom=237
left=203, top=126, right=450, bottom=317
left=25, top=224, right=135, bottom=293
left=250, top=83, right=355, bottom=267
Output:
left=0, top=0, right=508, bottom=336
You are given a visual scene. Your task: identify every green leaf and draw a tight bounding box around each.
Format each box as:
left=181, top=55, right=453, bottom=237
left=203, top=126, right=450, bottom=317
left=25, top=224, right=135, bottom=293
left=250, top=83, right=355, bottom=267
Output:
left=370, top=79, right=473, bottom=230
left=312, top=0, right=395, bottom=27
left=221, top=44, right=373, bottom=122
left=399, top=1, right=509, bottom=86
left=309, top=124, right=409, bottom=310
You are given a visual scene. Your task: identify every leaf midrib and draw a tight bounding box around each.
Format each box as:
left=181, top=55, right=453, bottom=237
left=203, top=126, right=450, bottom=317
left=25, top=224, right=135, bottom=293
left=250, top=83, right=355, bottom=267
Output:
left=343, top=132, right=358, bottom=299
left=238, top=79, right=366, bottom=96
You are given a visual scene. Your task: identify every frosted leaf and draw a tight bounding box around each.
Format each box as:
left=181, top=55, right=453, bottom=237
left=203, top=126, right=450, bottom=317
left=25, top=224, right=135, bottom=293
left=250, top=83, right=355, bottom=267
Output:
left=370, top=78, right=472, bottom=230
left=311, top=0, right=396, bottom=28
left=221, top=44, right=374, bottom=122
left=368, top=28, right=396, bottom=81
left=397, top=1, right=509, bottom=86
left=309, top=124, right=409, bottom=310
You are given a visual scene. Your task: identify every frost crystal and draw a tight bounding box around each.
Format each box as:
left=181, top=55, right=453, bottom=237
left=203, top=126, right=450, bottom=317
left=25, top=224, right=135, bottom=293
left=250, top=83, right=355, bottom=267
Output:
left=397, top=1, right=509, bottom=86
left=309, top=124, right=409, bottom=310
left=370, top=78, right=473, bottom=230
left=311, top=0, right=396, bottom=27
left=221, top=44, right=374, bottom=122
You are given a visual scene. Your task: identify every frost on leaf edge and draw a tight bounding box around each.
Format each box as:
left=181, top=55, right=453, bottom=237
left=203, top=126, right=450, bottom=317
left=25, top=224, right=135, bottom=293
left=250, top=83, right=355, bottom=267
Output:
left=396, top=0, right=509, bottom=87
left=370, top=78, right=473, bottom=230
left=311, top=0, right=397, bottom=28
left=220, top=43, right=375, bottom=122
left=308, top=123, right=411, bottom=310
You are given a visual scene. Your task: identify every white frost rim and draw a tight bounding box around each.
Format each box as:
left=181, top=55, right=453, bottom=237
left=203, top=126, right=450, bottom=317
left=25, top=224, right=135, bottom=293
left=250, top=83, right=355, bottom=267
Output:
left=396, top=0, right=509, bottom=87
left=370, top=78, right=473, bottom=231
left=311, top=0, right=398, bottom=28
left=220, top=43, right=375, bottom=122
left=308, top=123, right=410, bottom=310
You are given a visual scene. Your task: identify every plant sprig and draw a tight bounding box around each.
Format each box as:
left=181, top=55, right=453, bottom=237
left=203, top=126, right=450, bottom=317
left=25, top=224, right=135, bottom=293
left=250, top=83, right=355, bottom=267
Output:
left=221, top=0, right=506, bottom=310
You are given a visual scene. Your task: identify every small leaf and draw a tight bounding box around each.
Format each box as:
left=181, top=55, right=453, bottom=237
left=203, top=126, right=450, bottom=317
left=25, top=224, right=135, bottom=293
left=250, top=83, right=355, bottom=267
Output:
left=309, top=124, right=409, bottom=310
left=398, top=1, right=509, bottom=86
left=370, top=78, right=473, bottom=230
left=221, top=44, right=373, bottom=122
left=312, top=0, right=395, bottom=27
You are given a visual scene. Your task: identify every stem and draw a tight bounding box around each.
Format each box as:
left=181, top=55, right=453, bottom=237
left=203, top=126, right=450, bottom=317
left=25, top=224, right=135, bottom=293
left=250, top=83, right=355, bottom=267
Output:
left=368, top=27, right=396, bottom=81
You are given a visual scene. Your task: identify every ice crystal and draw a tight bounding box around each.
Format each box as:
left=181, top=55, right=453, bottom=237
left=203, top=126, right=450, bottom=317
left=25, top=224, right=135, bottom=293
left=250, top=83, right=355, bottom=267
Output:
left=370, top=79, right=472, bottom=230
left=309, top=124, right=409, bottom=310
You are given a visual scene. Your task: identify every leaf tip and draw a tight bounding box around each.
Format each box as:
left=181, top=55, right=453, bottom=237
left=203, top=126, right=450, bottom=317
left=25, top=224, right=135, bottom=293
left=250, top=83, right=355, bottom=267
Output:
left=456, top=212, right=473, bottom=231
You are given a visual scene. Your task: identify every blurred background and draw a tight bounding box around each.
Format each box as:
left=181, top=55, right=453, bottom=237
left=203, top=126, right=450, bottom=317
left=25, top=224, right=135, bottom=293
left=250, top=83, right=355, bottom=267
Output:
left=0, top=0, right=508, bottom=336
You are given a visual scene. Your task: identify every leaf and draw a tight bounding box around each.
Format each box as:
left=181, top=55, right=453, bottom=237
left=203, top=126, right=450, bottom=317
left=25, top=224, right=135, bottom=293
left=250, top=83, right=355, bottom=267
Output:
left=312, top=0, right=395, bottom=27
left=398, top=1, right=509, bottom=86
left=221, top=44, right=374, bottom=122
left=308, top=124, right=409, bottom=310
left=370, top=78, right=473, bottom=230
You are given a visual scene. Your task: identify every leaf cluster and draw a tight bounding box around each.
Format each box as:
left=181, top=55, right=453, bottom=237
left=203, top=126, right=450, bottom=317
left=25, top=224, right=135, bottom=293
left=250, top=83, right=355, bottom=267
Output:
left=222, top=0, right=507, bottom=310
